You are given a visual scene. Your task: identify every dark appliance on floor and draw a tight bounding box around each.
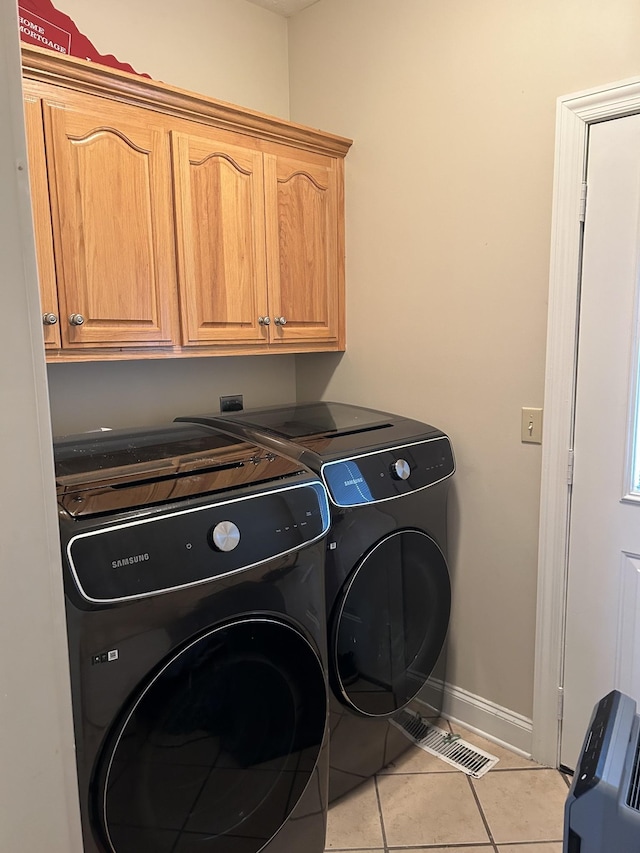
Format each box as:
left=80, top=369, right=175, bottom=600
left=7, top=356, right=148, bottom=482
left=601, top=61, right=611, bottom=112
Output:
left=176, top=401, right=455, bottom=802
left=564, top=689, right=640, bottom=852
left=54, top=422, right=331, bottom=853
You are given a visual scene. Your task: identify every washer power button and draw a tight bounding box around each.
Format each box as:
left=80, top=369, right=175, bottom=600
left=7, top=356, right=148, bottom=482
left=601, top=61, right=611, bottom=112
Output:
left=210, top=520, right=241, bottom=552
left=391, top=459, right=411, bottom=481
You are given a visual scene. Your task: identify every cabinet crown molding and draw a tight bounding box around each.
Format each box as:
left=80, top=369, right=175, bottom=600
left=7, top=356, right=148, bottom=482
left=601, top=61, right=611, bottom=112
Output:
left=22, top=44, right=353, bottom=158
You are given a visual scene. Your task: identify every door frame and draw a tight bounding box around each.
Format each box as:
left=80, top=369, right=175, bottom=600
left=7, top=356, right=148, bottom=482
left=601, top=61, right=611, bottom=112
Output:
left=533, top=76, right=640, bottom=767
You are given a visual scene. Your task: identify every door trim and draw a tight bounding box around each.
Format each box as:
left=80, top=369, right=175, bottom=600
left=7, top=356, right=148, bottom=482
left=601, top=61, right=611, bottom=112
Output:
left=534, top=76, right=640, bottom=766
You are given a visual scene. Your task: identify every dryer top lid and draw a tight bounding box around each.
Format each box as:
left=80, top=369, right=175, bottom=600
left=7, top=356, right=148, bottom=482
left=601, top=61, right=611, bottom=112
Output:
left=54, top=422, right=304, bottom=517
left=225, top=401, right=396, bottom=439
left=178, top=401, right=445, bottom=464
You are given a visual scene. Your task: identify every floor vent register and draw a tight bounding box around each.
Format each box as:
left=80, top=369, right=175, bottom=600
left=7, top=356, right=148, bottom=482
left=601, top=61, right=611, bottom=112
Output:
left=391, top=708, right=499, bottom=778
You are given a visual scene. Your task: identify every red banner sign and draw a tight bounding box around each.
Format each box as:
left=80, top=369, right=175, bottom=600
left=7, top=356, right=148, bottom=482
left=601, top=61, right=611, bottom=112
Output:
left=18, top=0, right=150, bottom=78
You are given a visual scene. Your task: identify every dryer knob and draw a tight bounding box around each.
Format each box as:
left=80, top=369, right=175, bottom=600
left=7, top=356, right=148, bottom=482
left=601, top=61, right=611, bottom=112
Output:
left=391, top=459, right=411, bottom=481
left=210, top=521, right=241, bottom=552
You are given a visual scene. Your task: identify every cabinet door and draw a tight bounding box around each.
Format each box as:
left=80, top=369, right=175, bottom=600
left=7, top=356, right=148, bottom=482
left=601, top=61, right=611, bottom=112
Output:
left=23, top=95, right=60, bottom=348
left=264, top=151, right=344, bottom=348
left=172, top=131, right=268, bottom=345
left=43, top=95, right=178, bottom=348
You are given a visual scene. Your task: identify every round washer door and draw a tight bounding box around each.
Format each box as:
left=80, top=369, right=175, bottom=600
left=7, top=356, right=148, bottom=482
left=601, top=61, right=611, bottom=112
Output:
left=333, top=529, right=451, bottom=717
left=94, top=618, right=327, bottom=853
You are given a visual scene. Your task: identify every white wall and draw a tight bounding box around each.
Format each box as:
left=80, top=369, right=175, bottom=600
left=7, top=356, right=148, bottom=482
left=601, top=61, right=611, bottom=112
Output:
left=46, top=0, right=298, bottom=436
left=48, top=357, right=298, bottom=435
left=0, top=0, right=82, bottom=847
left=59, top=0, right=291, bottom=117
left=289, top=0, right=640, bottom=729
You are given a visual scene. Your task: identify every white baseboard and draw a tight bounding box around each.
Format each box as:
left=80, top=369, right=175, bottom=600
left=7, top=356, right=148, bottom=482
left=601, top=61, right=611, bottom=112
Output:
left=419, top=680, right=534, bottom=758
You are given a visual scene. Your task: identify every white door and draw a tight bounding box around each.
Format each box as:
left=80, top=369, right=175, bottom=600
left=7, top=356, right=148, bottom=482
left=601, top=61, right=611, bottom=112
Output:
left=561, top=113, right=640, bottom=768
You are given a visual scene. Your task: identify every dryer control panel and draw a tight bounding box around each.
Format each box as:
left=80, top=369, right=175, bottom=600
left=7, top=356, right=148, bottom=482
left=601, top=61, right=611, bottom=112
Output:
left=321, top=437, right=455, bottom=507
left=66, top=480, right=330, bottom=603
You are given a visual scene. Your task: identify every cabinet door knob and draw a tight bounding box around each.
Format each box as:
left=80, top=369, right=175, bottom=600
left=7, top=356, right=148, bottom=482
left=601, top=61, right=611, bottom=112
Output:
left=42, top=313, right=58, bottom=326
left=258, top=316, right=271, bottom=326
left=274, top=316, right=287, bottom=326
left=69, top=313, right=85, bottom=326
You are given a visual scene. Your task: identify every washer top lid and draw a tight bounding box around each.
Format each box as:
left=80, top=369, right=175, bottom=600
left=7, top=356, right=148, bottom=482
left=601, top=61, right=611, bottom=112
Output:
left=54, top=422, right=304, bottom=517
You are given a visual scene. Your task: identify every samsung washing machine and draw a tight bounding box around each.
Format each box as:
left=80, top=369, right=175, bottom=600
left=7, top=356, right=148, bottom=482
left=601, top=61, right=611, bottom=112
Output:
left=54, top=421, right=331, bottom=853
left=175, top=402, right=455, bottom=802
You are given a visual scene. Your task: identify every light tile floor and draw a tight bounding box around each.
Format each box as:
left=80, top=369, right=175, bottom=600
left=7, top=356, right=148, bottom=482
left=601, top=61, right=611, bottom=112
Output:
left=325, top=718, right=570, bottom=853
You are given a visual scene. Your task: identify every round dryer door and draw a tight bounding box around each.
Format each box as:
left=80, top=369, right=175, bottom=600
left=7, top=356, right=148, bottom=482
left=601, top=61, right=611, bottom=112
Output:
left=94, top=618, right=327, bottom=853
left=333, top=529, right=451, bottom=717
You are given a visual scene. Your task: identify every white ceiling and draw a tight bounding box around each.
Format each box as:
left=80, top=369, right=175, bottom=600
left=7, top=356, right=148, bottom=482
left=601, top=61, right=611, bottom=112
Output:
left=244, top=0, right=320, bottom=17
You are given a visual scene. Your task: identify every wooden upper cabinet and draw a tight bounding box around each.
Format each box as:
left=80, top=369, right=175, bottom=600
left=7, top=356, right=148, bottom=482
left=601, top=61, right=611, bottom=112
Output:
left=23, top=94, right=60, bottom=348
left=264, top=150, right=344, bottom=348
left=172, top=131, right=268, bottom=346
left=21, top=45, right=352, bottom=359
left=43, top=94, right=178, bottom=348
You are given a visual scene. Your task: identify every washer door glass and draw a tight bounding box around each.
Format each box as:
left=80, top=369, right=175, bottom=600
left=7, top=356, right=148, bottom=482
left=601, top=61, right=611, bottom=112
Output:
left=333, top=529, right=451, bottom=717
left=95, top=618, right=327, bottom=853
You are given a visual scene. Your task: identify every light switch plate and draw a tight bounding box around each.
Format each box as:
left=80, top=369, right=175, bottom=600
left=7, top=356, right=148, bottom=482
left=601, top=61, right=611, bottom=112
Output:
left=521, top=407, right=543, bottom=444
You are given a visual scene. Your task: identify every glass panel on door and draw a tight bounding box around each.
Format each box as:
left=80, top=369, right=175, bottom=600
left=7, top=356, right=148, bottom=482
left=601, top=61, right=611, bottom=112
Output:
left=95, top=619, right=326, bottom=853
left=333, top=530, right=451, bottom=717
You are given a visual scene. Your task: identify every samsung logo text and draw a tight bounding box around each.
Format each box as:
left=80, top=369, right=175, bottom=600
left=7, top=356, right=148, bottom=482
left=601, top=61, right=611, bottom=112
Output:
left=112, top=553, right=150, bottom=569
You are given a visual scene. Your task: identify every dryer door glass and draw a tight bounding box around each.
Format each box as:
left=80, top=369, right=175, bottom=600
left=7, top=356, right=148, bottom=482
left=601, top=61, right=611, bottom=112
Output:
left=333, top=529, right=451, bottom=716
left=94, top=618, right=327, bottom=853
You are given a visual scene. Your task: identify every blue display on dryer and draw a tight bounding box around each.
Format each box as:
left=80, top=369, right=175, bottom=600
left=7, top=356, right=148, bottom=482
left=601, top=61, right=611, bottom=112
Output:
left=321, top=438, right=455, bottom=507
left=322, top=459, right=374, bottom=506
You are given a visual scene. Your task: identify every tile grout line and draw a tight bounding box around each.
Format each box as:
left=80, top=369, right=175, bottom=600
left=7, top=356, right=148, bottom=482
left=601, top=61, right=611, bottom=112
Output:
left=372, top=845, right=500, bottom=850
left=373, top=773, right=390, bottom=853
left=467, top=775, right=500, bottom=853
left=379, top=765, right=558, bottom=778
left=332, top=843, right=500, bottom=850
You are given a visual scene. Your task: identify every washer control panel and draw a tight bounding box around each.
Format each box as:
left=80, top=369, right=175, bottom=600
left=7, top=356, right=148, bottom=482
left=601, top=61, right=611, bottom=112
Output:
left=67, top=480, right=330, bottom=602
left=322, top=436, right=455, bottom=507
